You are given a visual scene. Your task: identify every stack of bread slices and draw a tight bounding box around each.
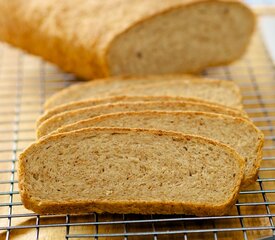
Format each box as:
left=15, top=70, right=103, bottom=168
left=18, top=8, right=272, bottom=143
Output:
left=19, top=74, right=264, bottom=216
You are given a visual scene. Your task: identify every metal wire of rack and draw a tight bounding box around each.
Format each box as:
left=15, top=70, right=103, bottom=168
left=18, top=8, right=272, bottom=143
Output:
left=1, top=13, right=275, bottom=240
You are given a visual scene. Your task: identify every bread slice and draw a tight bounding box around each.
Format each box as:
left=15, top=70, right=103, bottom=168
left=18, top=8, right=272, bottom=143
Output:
left=44, top=75, right=243, bottom=109
left=19, top=128, right=244, bottom=215
left=0, top=1, right=255, bottom=79
left=109, top=80, right=243, bottom=109
left=44, top=75, right=194, bottom=109
left=37, top=101, right=247, bottom=138
left=56, top=111, right=264, bottom=185
left=38, top=96, right=243, bottom=128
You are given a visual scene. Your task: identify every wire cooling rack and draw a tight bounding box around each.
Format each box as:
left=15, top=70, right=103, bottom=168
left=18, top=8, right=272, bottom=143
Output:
left=1, top=12, right=275, bottom=240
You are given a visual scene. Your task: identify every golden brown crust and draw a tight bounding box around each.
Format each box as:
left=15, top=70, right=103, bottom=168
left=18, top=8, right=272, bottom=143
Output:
left=21, top=196, right=238, bottom=216
left=19, top=127, right=244, bottom=215
left=0, top=1, right=255, bottom=80
left=242, top=132, right=264, bottom=186
left=55, top=111, right=263, bottom=185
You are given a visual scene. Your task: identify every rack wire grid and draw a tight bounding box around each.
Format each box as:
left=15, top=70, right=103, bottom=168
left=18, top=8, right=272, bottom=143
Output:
left=1, top=9, right=275, bottom=240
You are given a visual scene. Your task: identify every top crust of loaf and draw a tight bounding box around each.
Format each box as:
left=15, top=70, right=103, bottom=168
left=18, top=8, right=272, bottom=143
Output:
left=19, top=127, right=244, bottom=215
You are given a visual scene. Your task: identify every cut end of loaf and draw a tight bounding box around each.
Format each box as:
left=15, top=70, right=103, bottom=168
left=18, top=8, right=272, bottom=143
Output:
left=19, top=128, right=244, bottom=215
left=107, top=1, right=255, bottom=76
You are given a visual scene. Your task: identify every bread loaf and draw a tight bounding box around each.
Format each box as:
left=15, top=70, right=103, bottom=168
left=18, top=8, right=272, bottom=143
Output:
left=44, top=75, right=243, bottom=109
left=38, top=96, right=244, bottom=127
left=55, top=111, right=264, bottom=185
left=19, top=128, right=244, bottom=215
left=0, top=1, right=255, bottom=79
left=37, top=101, right=247, bottom=138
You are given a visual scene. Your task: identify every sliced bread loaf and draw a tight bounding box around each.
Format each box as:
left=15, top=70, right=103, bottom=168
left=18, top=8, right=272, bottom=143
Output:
left=37, top=101, right=247, bottom=138
left=44, top=75, right=243, bottom=110
left=0, top=1, right=255, bottom=79
left=56, top=111, right=264, bottom=185
left=38, top=96, right=243, bottom=127
left=19, top=128, right=244, bottom=215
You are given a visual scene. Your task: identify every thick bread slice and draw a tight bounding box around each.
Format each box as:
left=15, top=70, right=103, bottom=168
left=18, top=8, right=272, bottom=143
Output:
left=37, top=101, right=247, bottom=138
left=19, top=128, right=244, bottom=215
left=38, top=96, right=243, bottom=127
left=44, top=75, right=242, bottom=109
left=56, top=111, right=264, bottom=185
left=0, top=1, right=254, bottom=79
left=44, top=75, right=195, bottom=109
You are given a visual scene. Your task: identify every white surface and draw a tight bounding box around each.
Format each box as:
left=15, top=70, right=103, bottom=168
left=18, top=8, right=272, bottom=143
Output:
left=260, top=16, right=275, bottom=63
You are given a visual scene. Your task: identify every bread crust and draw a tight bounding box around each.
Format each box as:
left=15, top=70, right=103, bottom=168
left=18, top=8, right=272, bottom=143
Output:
left=55, top=111, right=264, bottom=185
left=19, top=127, right=244, bottom=215
left=0, top=1, right=255, bottom=79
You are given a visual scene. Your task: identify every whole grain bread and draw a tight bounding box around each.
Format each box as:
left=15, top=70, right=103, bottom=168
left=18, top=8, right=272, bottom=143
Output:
left=56, top=111, right=264, bottom=185
left=19, top=128, right=244, bottom=215
left=38, top=96, right=243, bottom=127
left=45, top=75, right=195, bottom=109
left=109, top=80, right=243, bottom=109
left=44, top=75, right=243, bottom=109
left=37, top=101, right=247, bottom=138
left=0, top=1, right=255, bottom=79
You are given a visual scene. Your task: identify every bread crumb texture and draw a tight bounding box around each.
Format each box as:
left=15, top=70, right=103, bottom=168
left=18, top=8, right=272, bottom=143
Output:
left=19, top=128, right=244, bottom=215
left=56, top=111, right=264, bottom=185
left=37, top=100, right=246, bottom=138
left=44, top=75, right=243, bottom=110
left=37, top=95, right=244, bottom=127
